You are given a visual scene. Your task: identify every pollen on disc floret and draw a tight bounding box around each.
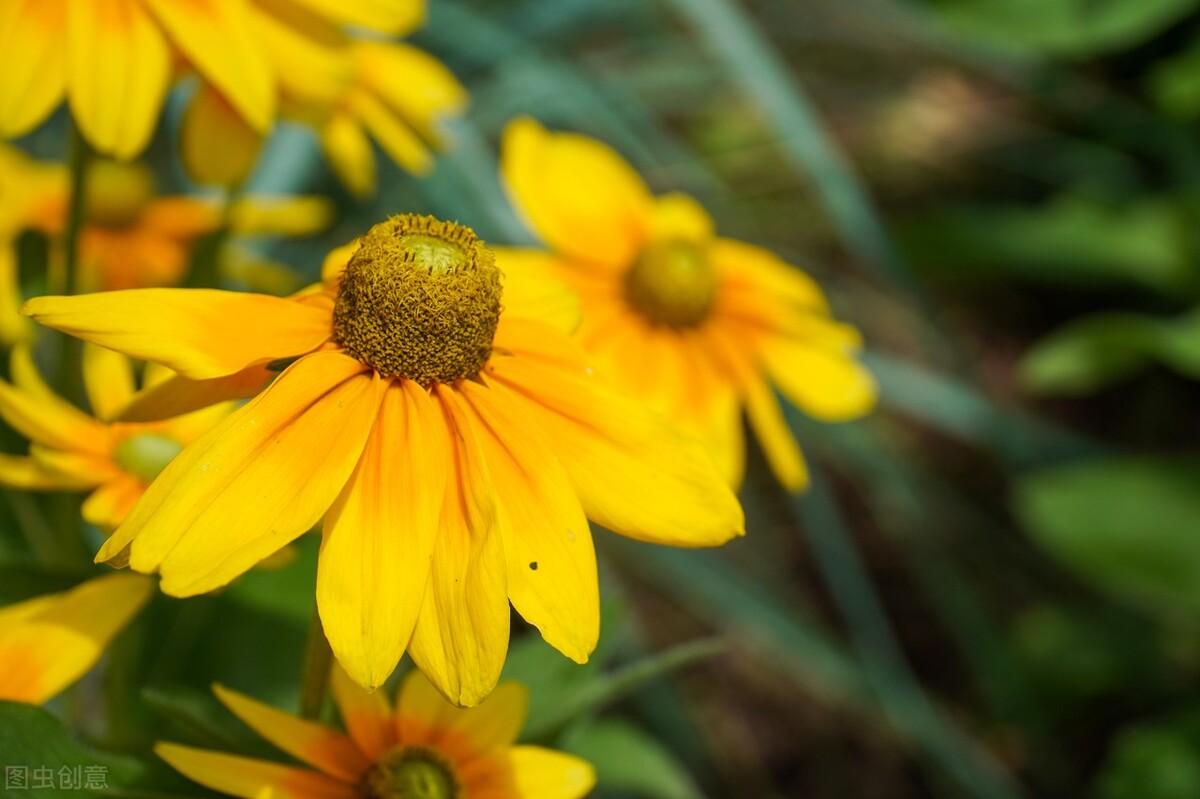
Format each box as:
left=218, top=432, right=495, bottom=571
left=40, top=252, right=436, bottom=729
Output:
left=333, top=214, right=502, bottom=385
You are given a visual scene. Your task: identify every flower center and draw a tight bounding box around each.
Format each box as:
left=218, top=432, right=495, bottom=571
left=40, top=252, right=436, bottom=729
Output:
left=623, top=239, right=717, bottom=327
left=85, top=161, right=155, bottom=227
left=333, top=214, right=502, bottom=385
left=361, top=748, right=459, bottom=799
left=113, top=433, right=183, bottom=483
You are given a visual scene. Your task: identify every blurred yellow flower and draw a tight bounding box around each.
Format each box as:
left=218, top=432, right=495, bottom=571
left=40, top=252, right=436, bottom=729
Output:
left=498, top=117, right=878, bottom=491
left=23, top=213, right=743, bottom=704
left=0, top=573, right=151, bottom=704
left=0, top=344, right=233, bottom=530
left=0, top=0, right=425, bottom=160
left=165, top=0, right=466, bottom=192
left=158, top=668, right=594, bottom=799
left=0, top=145, right=331, bottom=330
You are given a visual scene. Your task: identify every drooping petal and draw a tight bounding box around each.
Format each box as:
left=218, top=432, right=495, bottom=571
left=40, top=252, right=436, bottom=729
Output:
left=154, top=744, right=352, bottom=799
left=119, top=364, right=276, bottom=423
left=94, top=352, right=369, bottom=589
left=321, top=115, right=376, bottom=198
left=0, top=453, right=97, bottom=490
left=0, top=378, right=109, bottom=454
left=491, top=248, right=581, bottom=334
left=181, top=85, right=264, bottom=188
left=213, top=685, right=369, bottom=781
left=353, top=41, right=466, bottom=139
left=248, top=0, right=350, bottom=107
left=762, top=339, right=878, bottom=422
left=488, top=321, right=743, bottom=547
left=0, top=573, right=152, bottom=704
left=347, top=89, right=431, bottom=175
left=500, top=117, right=653, bottom=269
left=81, top=475, right=145, bottom=529
left=0, top=241, right=31, bottom=345
left=459, top=380, right=598, bottom=664
left=507, top=746, right=596, bottom=799
left=229, top=196, right=333, bottom=237
left=142, top=0, right=276, bottom=133
left=24, top=289, right=332, bottom=380
left=286, top=0, right=425, bottom=34
left=407, top=387, right=509, bottom=708
left=66, top=0, right=171, bottom=159
left=329, top=663, right=394, bottom=759
left=743, top=378, right=808, bottom=492
left=318, top=381, right=446, bottom=690
left=82, top=343, right=136, bottom=421
left=395, top=670, right=527, bottom=754
left=0, top=0, right=67, bottom=140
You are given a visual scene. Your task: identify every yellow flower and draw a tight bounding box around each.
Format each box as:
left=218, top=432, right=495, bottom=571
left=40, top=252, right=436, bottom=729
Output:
left=498, top=117, right=878, bottom=491
left=0, top=573, right=151, bottom=704
left=23, top=213, right=744, bottom=704
left=171, top=0, right=466, bottom=192
left=0, top=0, right=428, bottom=160
left=0, top=145, right=331, bottom=294
left=0, top=344, right=234, bottom=530
left=158, top=668, right=595, bottom=799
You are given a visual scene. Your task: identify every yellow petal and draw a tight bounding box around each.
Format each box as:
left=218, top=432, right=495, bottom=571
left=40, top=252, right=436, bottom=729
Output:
left=83, top=343, right=136, bottom=421
left=407, top=387, right=509, bottom=708
left=711, top=237, right=829, bottom=312
left=119, top=364, right=275, bottom=423
left=488, top=321, right=744, bottom=547
left=321, top=240, right=359, bottom=286
left=229, top=196, right=334, bottom=237
left=0, top=453, right=97, bottom=490
left=213, top=685, right=369, bottom=781
left=459, top=380, right=598, bottom=664
left=182, top=86, right=264, bottom=188
left=508, top=746, right=596, bottom=799
left=319, top=381, right=445, bottom=689
left=491, top=248, right=581, bottom=334
left=30, top=445, right=120, bottom=485
left=82, top=476, right=145, bottom=529
left=395, top=670, right=527, bottom=753
left=139, top=360, right=381, bottom=596
left=8, top=345, right=59, bottom=404
left=0, top=240, right=31, bottom=345
left=154, top=744, right=352, bottom=799
left=142, top=0, right=275, bottom=133
left=24, top=289, right=332, bottom=380
left=329, top=663, right=394, bottom=759
left=763, top=340, right=878, bottom=422
left=321, top=115, right=376, bottom=198
left=0, top=377, right=108, bottom=454
left=0, top=0, right=67, bottom=140
left=649, top=193, right=713, bottom=243
left=744, top=378, right=808, bottom=492
left=0, top=573, right=152, bottom=704
left=347, top=89, right=431, bottom=175
left=66, top=0, right=171, bottom=159
left=354, top=41, right=466, bottom=138
left=248, top=1, right=350, bottom=107
left=500, top=116, right=652, bottom=269
left=286, top=0, right=425, bottom=34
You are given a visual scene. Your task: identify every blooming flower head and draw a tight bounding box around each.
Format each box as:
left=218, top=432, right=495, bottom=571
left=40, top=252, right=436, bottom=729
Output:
left=24, top=212, right=744, bottom=704
left=0, top=0, right=430, bottom=160
left=497, top=118, right=879, bottom=491
left=0, top=573, right=151, bottom=704
left=158, top=668, right=594, bottom=799
left=0, top=344, right=234, bottom=529
left=0, top=145, right=331, bottom=294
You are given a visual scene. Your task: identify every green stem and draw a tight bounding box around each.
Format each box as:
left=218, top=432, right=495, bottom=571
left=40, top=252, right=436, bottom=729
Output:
left=56, top=125, right=90, bottom=402
left=186, top=184, right=243, bottom=289
left=299, top=607, right=332, bottom=719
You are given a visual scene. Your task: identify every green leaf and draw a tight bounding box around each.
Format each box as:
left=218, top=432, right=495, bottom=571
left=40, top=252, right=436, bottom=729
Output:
left=1096, top=726, right=1200, bottom=799
left=0, top=703, right=144, bottom=798
left=1015, top=458, right=1200, bottom=614
left=561, top=719, right=702, bottom=799
left=1149, top=34, right=1200, bottom=118
left=932, top=0, right=1200, bottom=57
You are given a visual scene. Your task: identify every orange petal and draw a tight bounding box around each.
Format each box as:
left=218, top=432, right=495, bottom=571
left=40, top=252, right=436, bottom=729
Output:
left=155, top=743, right=353, bottom=799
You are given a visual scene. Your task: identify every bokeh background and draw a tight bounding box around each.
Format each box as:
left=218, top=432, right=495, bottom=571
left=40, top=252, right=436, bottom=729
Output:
left=6, top=1, right=1200, bottom=798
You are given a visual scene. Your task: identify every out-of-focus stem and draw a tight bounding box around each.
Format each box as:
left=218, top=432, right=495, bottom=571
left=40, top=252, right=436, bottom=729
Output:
left=299, top=605, right=332, bottom=719
left=56, top=125, right=90, bottom=402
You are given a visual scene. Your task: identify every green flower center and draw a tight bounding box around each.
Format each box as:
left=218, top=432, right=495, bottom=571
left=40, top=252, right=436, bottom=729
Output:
left=624, top=239, right=717, bottom=327
left=333, top=214, right=502, bottom=386
left=113, top=433, right=183, bottom=483
left=361, top=748, right=459, bottom=799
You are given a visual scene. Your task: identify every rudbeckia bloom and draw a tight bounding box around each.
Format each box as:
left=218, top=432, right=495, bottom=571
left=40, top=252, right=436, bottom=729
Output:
left=0, top=344, right=232, bottom=529
left=0, top=573, right=151, bottom=704
left=24, top=213, right=743, bottom=704
left=0, top=0, right=427, bottom=159
left=0, top=146, right=331, bottom=293
left=498, top=118, right=878, bottom=491
left=158, top=668, right=595, bottom=799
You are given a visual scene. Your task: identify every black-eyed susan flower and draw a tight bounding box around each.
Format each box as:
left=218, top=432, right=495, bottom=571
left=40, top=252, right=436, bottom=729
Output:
left=0, top=0, right=434, bottom=161
left=158, top=667, right=594, bottom=799
left=0, top=573, right=151, bottom=704
left=23, top=213, right=744, bottom=704
left=498, top=117, right=878, bottom=492
left=0, top=344, right=233, bottom=529
left=0, top=145, right=331, bottom=293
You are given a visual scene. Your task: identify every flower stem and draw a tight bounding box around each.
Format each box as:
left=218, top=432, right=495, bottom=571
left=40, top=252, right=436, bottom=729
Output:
left=299, top=606, right=332, bottom=719
left=56, top=124, right=90, bottom=402
left=186, top=184, right=243, bottom=288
